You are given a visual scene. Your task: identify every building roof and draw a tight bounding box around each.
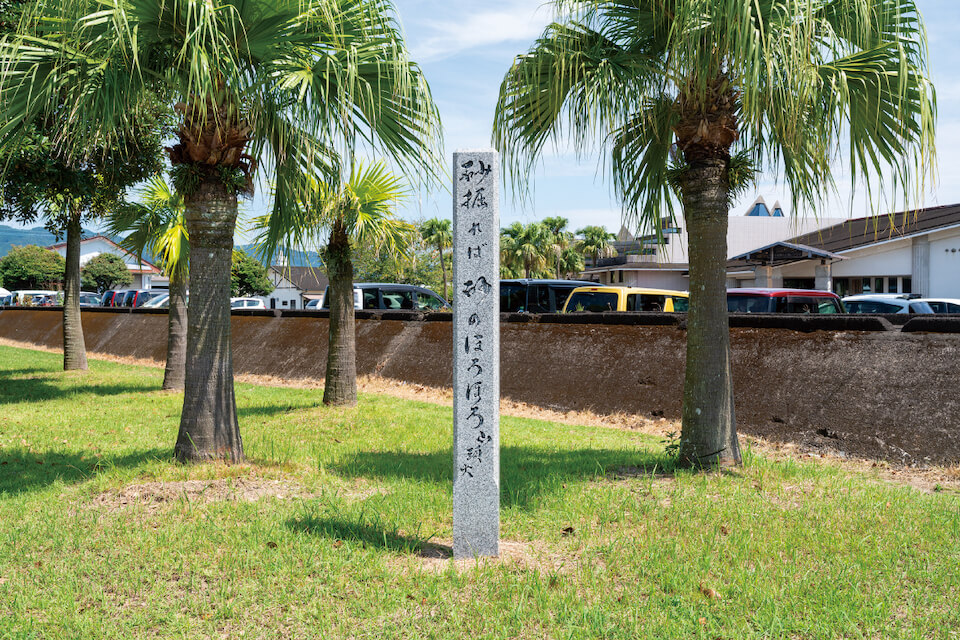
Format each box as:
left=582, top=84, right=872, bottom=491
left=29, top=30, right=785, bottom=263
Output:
left=271, top=265, right=329, bottom=293
left=786, top=204, right=960, bottom=254
left=45, top=234, right=161, bottom=274
left=728, top=241, right=846, bottom=267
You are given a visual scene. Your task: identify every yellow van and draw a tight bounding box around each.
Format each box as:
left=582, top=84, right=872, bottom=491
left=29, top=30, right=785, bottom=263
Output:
left=562, top=286, right=689, bottom=313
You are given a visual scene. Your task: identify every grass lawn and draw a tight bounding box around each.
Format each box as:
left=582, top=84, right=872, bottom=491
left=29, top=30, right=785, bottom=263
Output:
left=0, top=344, right=958, bottom=639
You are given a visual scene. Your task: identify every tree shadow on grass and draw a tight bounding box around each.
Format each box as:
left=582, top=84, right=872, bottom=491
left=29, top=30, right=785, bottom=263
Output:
left=286, top=514, right=445, bottom=556
left=1, top=367, right=49, bottom=376
left=0, top=447, right=169, bottom=496
left=0, top=377, right=155, bottom=405
left=329, top=445, right=675, bottom=510
left=236, top=402, right=322, bottom=420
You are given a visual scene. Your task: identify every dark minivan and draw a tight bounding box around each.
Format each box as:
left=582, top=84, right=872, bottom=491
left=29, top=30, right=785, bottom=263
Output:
left=321, top=283, right=449, bottom=311
left=500, top=279, right=594, bottom=313
left=727, top=288, right=845, bottom=314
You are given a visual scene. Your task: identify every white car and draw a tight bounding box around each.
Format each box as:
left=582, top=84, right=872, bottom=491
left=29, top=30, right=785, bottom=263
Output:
left=842, top=294, right=934, bottom=314
left=915, top=298, right=960, bottom=314
left=230, top=297, right=266, bottom=310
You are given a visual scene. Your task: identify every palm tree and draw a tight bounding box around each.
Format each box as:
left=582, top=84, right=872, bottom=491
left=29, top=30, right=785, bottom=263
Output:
left=576, top=225, right=617, bottom=266
left=500, top=222, right=557, bottom=279
left=1, top=0, right=441, bottom=462
left=420, top=218, right=452, bottom=300
left=542, top=216, right=575, bottom=278
left=259, top=161, right=412, bottom=406
left=108, top=176, right=189, bottom=392
left=494, top=0, right=934, bottom=467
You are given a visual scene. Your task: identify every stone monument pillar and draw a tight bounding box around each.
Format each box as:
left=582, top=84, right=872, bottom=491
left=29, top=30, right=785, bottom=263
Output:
left=452, top=150, right=500, bottom=559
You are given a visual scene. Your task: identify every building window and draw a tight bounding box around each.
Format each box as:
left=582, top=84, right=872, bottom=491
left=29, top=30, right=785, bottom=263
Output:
left=887, top=277, right=898, bottom=293
left=833, top=278, right=849, bottom=297
left=874, top=278, right=884, bottom=294
left=902, top=277, right=912, bottom=294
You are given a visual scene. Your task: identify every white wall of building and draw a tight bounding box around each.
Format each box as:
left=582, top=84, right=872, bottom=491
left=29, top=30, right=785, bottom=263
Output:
left=598, top=269, right=689, bottom=290
left=726, top=225, right=960, bottom=297
left=831, top=242, right=912, bottom=277
left=928, top=230, right=960, bottom=298
left=265, top=270, right=303, bottom=309
left=48, top=237, right=158, bottom=290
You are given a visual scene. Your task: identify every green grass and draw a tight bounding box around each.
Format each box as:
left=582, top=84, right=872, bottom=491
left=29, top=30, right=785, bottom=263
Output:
left=0, top=344, right=958, bottom=639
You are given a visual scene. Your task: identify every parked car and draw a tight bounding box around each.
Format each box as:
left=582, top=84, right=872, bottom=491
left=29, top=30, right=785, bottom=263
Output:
left=562, top=286, right=689, bottom=313
left=915, top=298, right=960, bottom=313
left=142, top=293, right=169, bottom=308
left=842, top=294, right=934, bottom=314
left=101, top=289, right=127, bottom=306
left=231, top=297, right=266, bottom=310
left=9, top=290, right=59, bottom=306
left=500, top=279, right=595, bottom=313
left=117, top=290, right=159, bottom=308
left=727, top=288, right=844, bottom=314
left=79, top=292, right=101, bottom=307
left=321, top=283, right=449, bottom=311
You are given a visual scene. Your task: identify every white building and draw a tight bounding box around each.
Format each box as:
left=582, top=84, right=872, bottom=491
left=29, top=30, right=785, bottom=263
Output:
left=47, top=235, right=161, bottom=289
left=265, top=264, right=329, bottom=309
left=726, top=203, right=960, bottom=297
left=582, top=196, right=845, bottom=289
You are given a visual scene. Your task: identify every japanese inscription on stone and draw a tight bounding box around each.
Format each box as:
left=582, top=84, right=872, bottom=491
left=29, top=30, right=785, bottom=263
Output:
left=452, top=150, right=500, bottom=559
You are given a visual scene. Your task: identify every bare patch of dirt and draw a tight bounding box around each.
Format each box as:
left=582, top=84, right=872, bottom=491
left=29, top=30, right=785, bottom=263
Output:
left=392, top=539, right=576, bottom=575
left=92, top=477, right=314, bottom=513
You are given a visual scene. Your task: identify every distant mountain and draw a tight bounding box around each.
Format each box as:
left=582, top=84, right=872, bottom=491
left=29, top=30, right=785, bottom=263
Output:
left=0, top=224, right=106, bottom=257
left=235, top=244, right=324, bottom=268
left=0, top=225, right=324, bottom=268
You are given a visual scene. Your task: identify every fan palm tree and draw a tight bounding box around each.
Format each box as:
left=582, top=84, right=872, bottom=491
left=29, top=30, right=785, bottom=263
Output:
left=576, top=225, right=617, bottom=266
left=494, top=0, right=935, bottom=468
left=108, top=176, right=189, bottom=392
left=501, top=221, right=557, bottom=279
left=542, top=216, right=583, bottom=278
left=258, top=161, right=413, bottom=406
left=0, top=0, right=441, bottom=462
left=420, top=217, right=452, bottom=300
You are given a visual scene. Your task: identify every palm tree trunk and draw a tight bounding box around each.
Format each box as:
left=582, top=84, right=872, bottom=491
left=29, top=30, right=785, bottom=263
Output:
left=175, top=179, right=243, bottom=462
left=62, top=209, right=88, bottom=371
left=678, top=157, right=741, bottom=468
left=437, top=240, right=448, bottom=301
left=323, top=220, right=357, bottom=406
left=162, top=272, right=187, bottom=391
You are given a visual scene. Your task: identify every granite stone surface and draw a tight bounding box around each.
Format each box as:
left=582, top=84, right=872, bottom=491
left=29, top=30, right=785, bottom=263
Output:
left=452, top=150, right=500, bottom=558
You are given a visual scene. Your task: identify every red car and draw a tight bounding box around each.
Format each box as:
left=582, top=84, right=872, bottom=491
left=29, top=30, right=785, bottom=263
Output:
left=727, top=288, right=845, bottom=314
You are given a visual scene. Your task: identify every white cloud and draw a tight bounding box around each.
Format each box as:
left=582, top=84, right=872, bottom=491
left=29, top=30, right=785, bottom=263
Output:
left=409, top=1, right=551, bottom=61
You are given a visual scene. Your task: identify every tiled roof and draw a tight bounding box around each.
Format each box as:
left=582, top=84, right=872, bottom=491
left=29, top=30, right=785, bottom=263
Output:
left=786, top=204, right=960, bottom=253
left=271, top=265, right=329, bottom=293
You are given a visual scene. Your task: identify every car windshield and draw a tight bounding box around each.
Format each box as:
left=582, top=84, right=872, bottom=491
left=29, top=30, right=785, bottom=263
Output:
left=908, top=302, right=934, bottom=314
left=417, top=293, right=446, bottom=310
left=845, top=300, right=903, bottom=313
left=500, top=283, right=526, bottom=312
left=566, top=292, right=618, bottom=312
left=727, top=295, right=773, bottom=313
left=774, top=296, right=838, bottom=314
left=382, top=290, right=415, bottom=310
left=671, top=297, right=689, bottom=312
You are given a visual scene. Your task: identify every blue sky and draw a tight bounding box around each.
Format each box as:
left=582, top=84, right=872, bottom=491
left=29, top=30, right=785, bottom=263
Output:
left=17, top=1, right=958, bottom=246
left=383, top=0, right=960, bottom=235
